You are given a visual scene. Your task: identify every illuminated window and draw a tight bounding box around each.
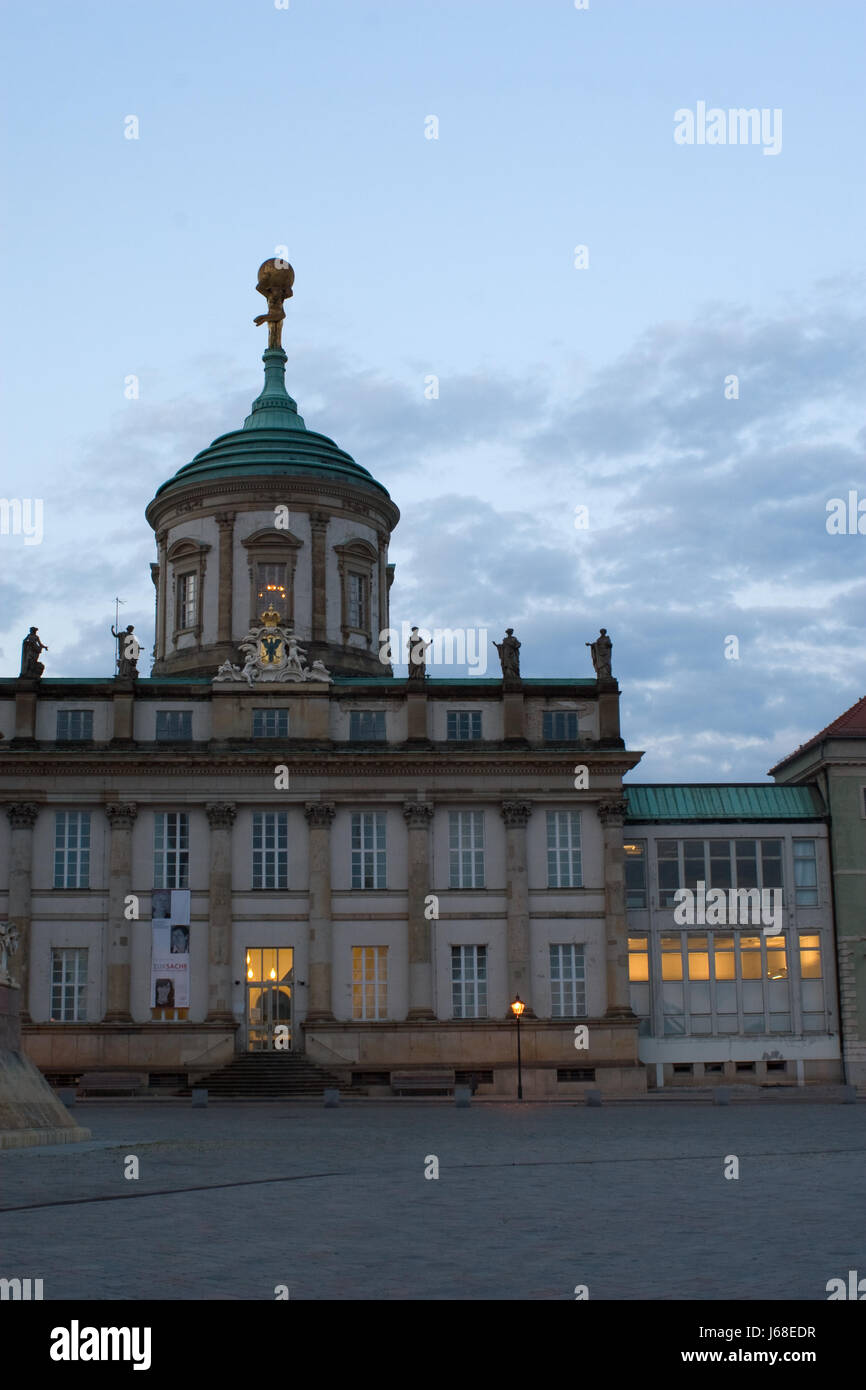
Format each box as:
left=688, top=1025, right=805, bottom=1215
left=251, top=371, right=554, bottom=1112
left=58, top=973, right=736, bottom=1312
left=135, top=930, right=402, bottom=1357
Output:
left=628, top=935, right=650, bottom=1033
left=799, top=933, right=825, bottom=1031
left=352, top=946, right=388, bottom=1020
left=624, top=840, right=647, bottom=907
left=256, top=562, right=288, bottom=615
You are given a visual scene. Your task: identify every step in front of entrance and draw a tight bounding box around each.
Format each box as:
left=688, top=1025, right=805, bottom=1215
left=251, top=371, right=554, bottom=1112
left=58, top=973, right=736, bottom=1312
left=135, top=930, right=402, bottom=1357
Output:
left=180, top=1053, right=351, bottom=1099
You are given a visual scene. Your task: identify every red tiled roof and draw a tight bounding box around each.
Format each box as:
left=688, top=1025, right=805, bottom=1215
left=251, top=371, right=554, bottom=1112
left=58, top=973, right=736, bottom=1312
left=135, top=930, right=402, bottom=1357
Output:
left=771, top=695, right=866, bottom=772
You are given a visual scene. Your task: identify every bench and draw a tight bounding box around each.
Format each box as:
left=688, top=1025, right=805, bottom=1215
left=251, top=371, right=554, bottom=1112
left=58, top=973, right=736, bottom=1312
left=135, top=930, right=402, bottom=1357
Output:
left=77, top=1071, right=148, bottom=1097
left=390, top=1068, right=455, bottom=1096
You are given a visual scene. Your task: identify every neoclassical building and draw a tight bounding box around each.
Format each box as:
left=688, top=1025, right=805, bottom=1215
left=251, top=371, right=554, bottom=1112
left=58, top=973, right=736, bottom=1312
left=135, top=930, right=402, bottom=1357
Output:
left=0, top=264, right=845, bottom=1097
left=0, top=263, right=643, bottom=1098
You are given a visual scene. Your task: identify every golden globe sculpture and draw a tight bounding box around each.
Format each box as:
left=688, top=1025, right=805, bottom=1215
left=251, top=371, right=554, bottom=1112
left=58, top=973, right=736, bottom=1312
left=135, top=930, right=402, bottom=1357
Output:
left=254, top=258, right=295, bottom=349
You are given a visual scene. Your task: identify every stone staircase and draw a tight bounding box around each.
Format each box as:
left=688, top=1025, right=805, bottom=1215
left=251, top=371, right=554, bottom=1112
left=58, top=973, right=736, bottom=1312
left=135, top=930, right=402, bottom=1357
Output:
left=182, top=1051, right=349, bottom=1099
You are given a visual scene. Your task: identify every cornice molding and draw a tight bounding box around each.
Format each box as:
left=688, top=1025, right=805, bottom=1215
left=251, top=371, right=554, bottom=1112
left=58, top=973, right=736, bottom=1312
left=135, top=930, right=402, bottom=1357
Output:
left=0, top=757, right=636, bottom=778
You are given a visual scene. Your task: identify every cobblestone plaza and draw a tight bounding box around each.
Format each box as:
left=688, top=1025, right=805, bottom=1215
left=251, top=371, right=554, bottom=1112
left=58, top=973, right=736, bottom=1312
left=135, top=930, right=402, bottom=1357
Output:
left=2, top=1099, right=864, bottom=1301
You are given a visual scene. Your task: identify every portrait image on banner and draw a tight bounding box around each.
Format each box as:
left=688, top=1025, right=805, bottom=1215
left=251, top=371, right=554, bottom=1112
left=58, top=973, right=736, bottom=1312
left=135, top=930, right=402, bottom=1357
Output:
left=150, top=888, right=191, bottom=1009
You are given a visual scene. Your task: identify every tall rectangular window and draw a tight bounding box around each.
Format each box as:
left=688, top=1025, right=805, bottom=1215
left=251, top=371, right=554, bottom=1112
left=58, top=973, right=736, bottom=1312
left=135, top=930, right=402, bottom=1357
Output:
left=799, top=933, right=825, bottom=1031
left=624, top=840, right=647, bottom=907
left=628, top=935, right=650, bottom=1033
left=252, top=812, right=288, bottom=889
left=352, top=946, right=388, bottom=1019
left=349, top=710, right=386, bottom=742
left=542, top=711, right=578, bottom=741
left=54, top=812, right=91, bottom=889
left=549, top=943, right=586, bottom=1017
left=446, top=710, right=482, bottom=741
left=51, top=948, right=88, bottom=1022
left=252, top=708, right=288, bottom=739
left=347, top=573, right=366, bottom=629
left=56, top=710, right=93, bottom=741
left=154, top=812, right=189, bottom=889
left=793, top=840, right=818, bottom=906
left=547, top=811, right=582, bottom=887
left=176, top=572, right=197, bottom=629
left=449, top=811, right=485, bottom=888
left=156, top=710, right=193, bottom=742
left=256, top=562, right=288, bottom=614
left=351, top=813, right=386, bottom=889
left=451, top=945, right=487, bottom=1018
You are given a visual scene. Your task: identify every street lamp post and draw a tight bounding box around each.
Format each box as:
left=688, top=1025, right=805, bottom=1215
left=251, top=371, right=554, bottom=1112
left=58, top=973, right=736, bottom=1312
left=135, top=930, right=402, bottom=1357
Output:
left=511, top=995, right=525, bottom=1100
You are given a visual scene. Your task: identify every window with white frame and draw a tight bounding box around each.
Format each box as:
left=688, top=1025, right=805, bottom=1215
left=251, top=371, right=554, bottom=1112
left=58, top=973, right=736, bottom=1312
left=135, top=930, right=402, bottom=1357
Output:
left=657, top=838, right=783, bottom=908
left=627, top=935, right=651, bottom=1034
left=154, top=812, right=189, bottom=889
left=176, top=572, right=197, bottom=630
left=449, top=811, right=485, bottom=888
left=451, top=944, right=487, bottom=1018
left=56, top=709, right=94, bottom=741
left=793, top=839, right=818, bottom=906
left=549, top=943, right=586, bottom=1017
left=351, top=813, right=386, bottom=889
left=349, top=710, right=386, bottom=742
left=252, top=708, right=288, bottom=739
left=655, top=930, right=792, bottom=1037
left=799, top=933, right=825, bottom=1031
left=256, top=561, right=289, bottom=615
left=446, top=710, right=482, bottom=741
left=54, top=812, right=91, bottom=888
left=624, top=840, right=647, bottom=907
left=156, top=710, right=193, bottom=742
left=352, top=946, right=388, bottom=1019
left=51, top=948, right=87, bottom=1022
left=547, top=811, right=582, bottom=887
left=543, top=710, right=579, bottom=740
left=347, top=573, right=366, bottom=630
left=252, top=812, right=288, bottom=889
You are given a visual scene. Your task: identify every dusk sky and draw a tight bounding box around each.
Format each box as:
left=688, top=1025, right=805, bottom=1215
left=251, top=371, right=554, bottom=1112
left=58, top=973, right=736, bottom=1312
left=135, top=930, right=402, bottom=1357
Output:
left=2, top=0, right=865, bottom=780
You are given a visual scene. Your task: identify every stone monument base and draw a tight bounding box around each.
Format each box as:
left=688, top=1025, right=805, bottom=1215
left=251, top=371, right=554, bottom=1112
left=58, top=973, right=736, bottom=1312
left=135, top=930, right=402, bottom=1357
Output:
left=0, top=980, right=91, bottom=1149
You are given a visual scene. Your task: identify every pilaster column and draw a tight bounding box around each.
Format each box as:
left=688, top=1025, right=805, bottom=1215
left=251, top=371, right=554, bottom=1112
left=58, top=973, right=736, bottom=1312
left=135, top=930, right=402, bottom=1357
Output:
left=310, top=512, right=329, bottom=645
left=5, top=803, right=39, bottom=1022
left=598, top=798, right=634, bottom=1018
left=156, top=529, right=168, bottom=662
left=215, top=513, right=235, bottom=646
left=377, top=534, right=388, bottom=656
left=403, top=801, right=435, bottom=1020
left=501, top=800, right=533, bottom=1014
left=206, top=802, right=236, bottom=1021
left=104, top=802, right=138, bottom=1021
left=304, top=803, right=336, bottom=1021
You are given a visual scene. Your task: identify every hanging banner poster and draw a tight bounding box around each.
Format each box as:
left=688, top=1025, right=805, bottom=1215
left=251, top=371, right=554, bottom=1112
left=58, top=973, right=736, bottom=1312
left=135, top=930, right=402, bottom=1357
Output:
left=150, top=922, right=190, bottom=1008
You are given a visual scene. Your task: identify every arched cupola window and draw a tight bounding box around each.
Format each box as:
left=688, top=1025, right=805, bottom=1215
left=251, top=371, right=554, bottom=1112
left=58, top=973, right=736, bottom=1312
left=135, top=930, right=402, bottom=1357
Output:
left=167, top=537, right=210, bottom=645
left=335, top=538, right=378, bottom=646
left=242, top=528, right=303, bottom=626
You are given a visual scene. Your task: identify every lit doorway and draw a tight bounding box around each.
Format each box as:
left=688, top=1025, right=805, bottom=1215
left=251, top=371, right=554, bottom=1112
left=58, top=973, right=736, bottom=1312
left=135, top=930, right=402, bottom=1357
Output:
left=245, top=947, right=293, bottom=1051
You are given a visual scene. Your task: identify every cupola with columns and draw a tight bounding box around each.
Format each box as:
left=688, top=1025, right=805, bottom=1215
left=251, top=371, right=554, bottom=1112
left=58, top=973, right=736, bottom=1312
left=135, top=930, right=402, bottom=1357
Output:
left=145, top=259, right=399, bottom=678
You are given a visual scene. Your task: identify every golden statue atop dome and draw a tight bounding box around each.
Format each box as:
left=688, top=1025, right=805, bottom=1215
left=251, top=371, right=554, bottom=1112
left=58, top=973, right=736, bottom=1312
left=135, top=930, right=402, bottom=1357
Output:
left=254, top=258, right=295, bottom=349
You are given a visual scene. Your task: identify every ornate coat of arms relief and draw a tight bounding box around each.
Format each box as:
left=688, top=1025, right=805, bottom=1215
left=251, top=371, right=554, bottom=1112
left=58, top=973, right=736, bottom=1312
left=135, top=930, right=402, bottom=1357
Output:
left=213, top=606, right=332, bottom=685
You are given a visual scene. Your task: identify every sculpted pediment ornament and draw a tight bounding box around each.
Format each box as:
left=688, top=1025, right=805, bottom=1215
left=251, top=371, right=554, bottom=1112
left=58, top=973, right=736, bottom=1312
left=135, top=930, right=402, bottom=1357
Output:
left=213, top=606, right=332, bottom=685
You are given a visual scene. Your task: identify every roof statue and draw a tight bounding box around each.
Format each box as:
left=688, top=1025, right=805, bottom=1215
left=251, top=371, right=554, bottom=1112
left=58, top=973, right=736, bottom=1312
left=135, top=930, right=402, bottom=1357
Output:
left=253, top=258, right=294, bottom=350
left=586, top=628, right=613, bottom=679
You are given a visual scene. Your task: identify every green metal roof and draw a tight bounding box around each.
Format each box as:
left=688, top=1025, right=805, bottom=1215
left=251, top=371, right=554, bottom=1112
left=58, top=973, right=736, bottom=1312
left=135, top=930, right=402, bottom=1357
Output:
left=624, top=783, right=825, bottom=822
left=151, top=347, right=392, bottom=504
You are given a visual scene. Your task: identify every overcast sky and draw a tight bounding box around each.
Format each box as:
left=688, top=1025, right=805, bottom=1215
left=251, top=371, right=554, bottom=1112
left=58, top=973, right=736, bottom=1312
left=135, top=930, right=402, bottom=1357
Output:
left=2, top=0, right=865, bottom=781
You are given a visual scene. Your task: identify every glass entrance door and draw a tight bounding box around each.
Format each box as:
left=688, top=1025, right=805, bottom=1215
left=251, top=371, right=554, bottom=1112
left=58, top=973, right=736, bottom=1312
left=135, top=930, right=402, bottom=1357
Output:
left=246, top=947, right=293, bottom=1051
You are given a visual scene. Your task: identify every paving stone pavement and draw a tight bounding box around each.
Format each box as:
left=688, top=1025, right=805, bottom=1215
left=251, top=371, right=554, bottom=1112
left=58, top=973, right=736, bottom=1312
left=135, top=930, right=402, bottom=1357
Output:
left=1, top=1101, right=864, bottom=1300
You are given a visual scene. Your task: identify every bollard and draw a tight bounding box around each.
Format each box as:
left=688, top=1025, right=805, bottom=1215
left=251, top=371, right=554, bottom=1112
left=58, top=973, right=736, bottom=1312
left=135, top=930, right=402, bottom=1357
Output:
left=323, top=1088, right=340, bottom=1108
left=585, top=1089, right=603, bottom=1107
left=713, top=1086, right=730, bottom=1106
left=191, top=1088, right=208, bottom=1108
left=841, top=1084, right=857, bottom=1104
left=454, top=1084, right=471, bottom=1108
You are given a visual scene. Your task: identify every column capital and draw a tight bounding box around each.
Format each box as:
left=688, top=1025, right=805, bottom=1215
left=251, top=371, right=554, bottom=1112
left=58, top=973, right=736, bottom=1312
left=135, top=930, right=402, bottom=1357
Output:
left=500, top=800, right=532, bottom=828
left=6, top=802, right=39, bottom=829
left=104, top=802, right=138, bottom=826
left=310, top=511, right=330, bottom=535
left=597, top=798, right=629, bottom=827
left=214, top=511, right=236, bottom=529
left=206, top=801, right=237, bottom=828
left=402, top=801, right=434, bottom=828
left=304, top=802, right=336, bottom=828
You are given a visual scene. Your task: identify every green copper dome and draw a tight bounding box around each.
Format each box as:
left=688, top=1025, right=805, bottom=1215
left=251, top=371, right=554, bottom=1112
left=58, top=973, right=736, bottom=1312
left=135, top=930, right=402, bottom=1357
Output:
left=152, top=348, right=391, bottom=501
